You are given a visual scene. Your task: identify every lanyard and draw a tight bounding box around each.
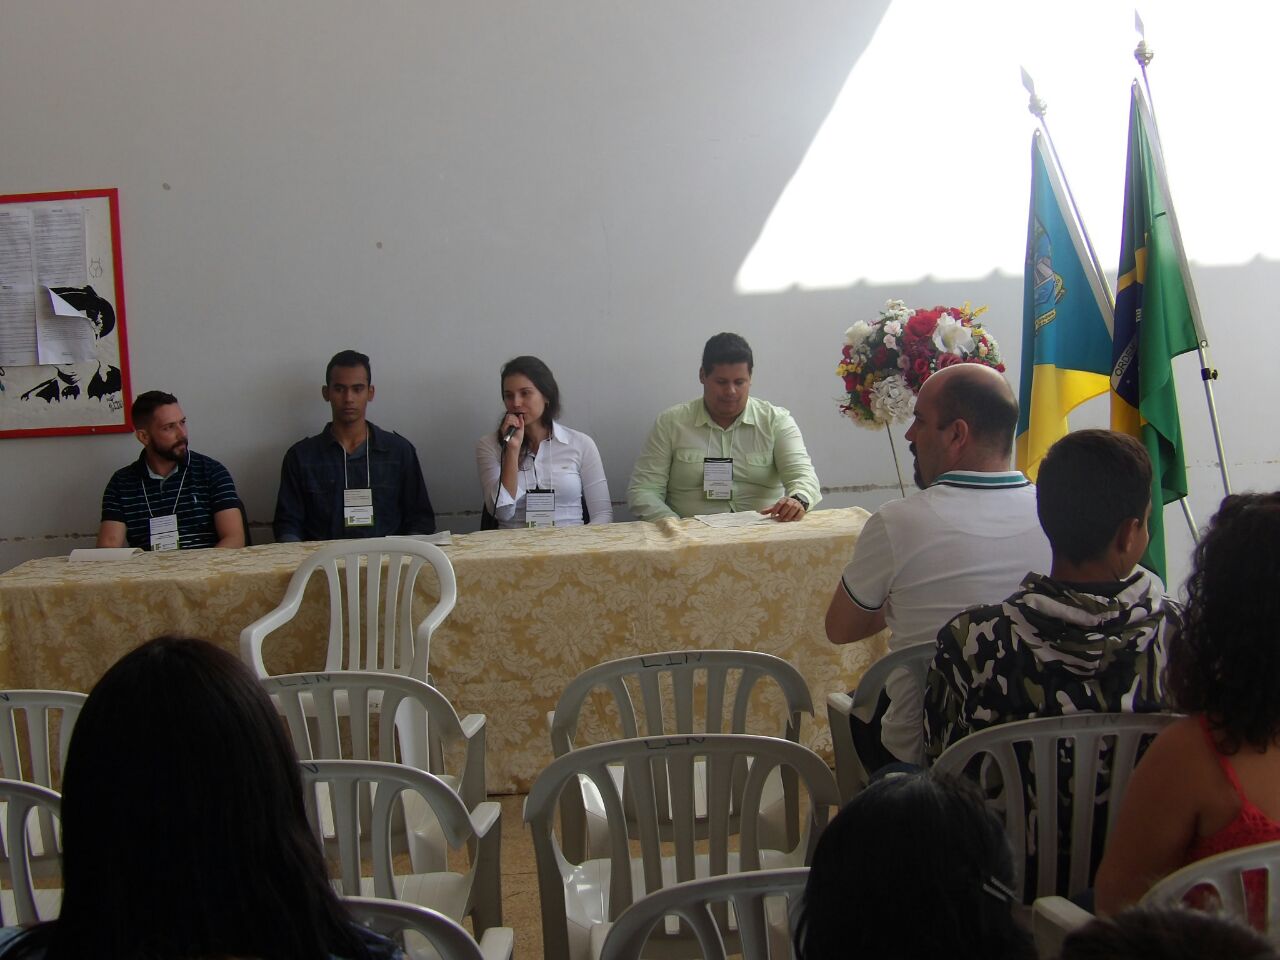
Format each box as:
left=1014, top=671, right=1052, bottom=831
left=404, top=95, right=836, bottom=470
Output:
left=342, top=430, right=372, bottom=490
left=141, top=457, right=188, bottom=519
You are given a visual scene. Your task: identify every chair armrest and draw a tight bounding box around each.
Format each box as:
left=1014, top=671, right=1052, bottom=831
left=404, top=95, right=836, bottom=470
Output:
left=1032, top=896, right=1093, bottom=960
left=470, top=800, right=503, bottom=839
left=478, top=926, right=515, bottom=960
left=460, top=713, right=486, bottom=738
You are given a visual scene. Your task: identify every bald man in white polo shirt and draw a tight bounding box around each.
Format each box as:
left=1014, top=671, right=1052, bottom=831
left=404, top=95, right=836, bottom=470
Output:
left=825, top=363, right=1051, bottom=768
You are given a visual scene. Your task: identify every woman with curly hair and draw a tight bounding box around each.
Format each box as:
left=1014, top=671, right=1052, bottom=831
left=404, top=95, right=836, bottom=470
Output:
left=1095, top=492, right=1280, bottom=916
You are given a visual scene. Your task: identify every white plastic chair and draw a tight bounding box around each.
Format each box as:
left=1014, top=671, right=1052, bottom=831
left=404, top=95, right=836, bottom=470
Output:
left=1029, top=895, right=1093, bottom=960
left=241, top=537, right=457, bottom=682
left=0, top=690, right=84, bottom=875
left=932, top=712, right=1180, bottom=903
left=524, top=733, right=839, bottom=960
left=595, top=867, right=809, bottom=960
left=265, top=671, right=487, bottom=871
left=1141, top=839, right=1280, bottom=935
left=344, top=896, right=514, bottom=960
left=0, top=779, right=63, bottom=925
left=300, top=759, right=502, bottom=938
left=826, top=642, right=934, bottom=804
left=549, top=650, right=814, bottom=862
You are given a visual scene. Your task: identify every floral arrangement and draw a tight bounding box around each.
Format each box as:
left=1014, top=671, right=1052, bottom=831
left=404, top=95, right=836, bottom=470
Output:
left=836, top=299, right=1006, bottom=428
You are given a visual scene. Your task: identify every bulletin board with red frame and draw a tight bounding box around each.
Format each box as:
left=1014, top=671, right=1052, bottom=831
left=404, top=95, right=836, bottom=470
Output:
left=0, top=188, right=132, bottom=438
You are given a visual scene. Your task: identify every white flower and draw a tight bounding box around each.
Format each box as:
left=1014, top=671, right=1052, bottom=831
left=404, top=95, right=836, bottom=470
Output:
left=933, top=315, right=975, bottom=355
left=882, top=299, right=911, bottom=323
left=884, top=320, right=902, bottom=336
left=883, top=334, right=897, bottom=351
left=868, top=374, right=916, bottom=424
left=844, top=320, right=874, bottom=351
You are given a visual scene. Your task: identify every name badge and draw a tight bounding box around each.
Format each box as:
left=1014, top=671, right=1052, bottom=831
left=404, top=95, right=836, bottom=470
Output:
left=703, top=458, right=733, bottom=500
left=343, top=488, right=375, bottom=527
left=149, top=514, right=179, bottom=552
left=526, top=489, right=556, bottom=528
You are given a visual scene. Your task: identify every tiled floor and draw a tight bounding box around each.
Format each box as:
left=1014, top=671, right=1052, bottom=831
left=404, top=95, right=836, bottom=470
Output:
left=494, top=794, right=543, bottom=958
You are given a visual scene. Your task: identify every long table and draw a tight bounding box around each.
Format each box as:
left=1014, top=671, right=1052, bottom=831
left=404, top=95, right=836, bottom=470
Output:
left=0, top=508, right=886, bottom=793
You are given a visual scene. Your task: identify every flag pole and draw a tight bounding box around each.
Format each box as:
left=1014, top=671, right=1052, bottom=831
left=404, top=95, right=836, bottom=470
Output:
left=1133, top=12, right=1232, bottom=496
left=1020, top=69, right=1115, bottom=307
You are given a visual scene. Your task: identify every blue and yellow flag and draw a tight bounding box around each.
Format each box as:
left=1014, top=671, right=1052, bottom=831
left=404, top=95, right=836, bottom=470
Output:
left=1111, top=84, right=1200, bottom=582
left=1016, top=132, right=1115, bottom=481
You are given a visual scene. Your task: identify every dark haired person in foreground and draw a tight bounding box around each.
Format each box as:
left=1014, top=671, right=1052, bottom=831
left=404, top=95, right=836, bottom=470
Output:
left=274, top=350, right=435, bottom=541
left=97, top=390, right=243, bottom=550
left=475, top=355, right=612, bottom=528
left=0, top=637, right=401, bottom=959
left=793, top=771, right=1034, bottom=960
left=1096, top=492, right=1280, bottom=923
left=627, top=332, right=820, bottom=521
left=924, top=429, right=1175, bottom=761
left=1061, top=905, right=1278, bottom=960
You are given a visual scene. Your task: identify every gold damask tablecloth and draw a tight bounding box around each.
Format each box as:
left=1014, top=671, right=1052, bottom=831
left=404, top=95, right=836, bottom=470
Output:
left=0, top=507, right=886, bottom=793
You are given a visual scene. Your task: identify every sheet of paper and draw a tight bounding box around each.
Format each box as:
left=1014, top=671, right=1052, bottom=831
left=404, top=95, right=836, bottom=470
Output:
left=0, top=286, right=37, bottom=366
left=0, top=209, right=37, bottom=365
left=34, top=207, right=86, bottom=287
left=36, top=286, right=95, bottom=364
left=694, top=511, right=774, bottom=528
left=409, top=531, right=454, bottom=546
left=68, top=547, right=142, bottom=561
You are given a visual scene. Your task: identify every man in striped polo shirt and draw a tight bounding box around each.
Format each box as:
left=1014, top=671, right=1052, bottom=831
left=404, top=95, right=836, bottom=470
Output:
left=824, top=363, right=1050, bottom=769
left=97, top=391, right=244, bottom=551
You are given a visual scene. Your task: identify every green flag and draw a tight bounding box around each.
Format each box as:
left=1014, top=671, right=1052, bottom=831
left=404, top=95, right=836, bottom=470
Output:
left=1110, top=84, right=1200, bottom=582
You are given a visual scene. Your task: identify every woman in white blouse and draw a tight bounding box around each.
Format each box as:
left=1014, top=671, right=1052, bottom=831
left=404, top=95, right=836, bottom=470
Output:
left=475, top=356, right=613, bottom=528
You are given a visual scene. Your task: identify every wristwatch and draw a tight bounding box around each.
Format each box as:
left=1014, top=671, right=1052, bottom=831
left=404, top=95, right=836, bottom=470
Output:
left=791, top=493, right=810, bottom=511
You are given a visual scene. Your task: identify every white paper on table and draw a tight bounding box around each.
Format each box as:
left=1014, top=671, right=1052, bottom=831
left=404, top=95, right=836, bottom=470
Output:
left=34, top=207, right=86, bottom=287
left=694, top=511, right=773, bottom=528
left=409, top=531, right=453, bottom=546
left=69, top=547, right=143, bottom=561
left=36, top=286, right=95, bottom=364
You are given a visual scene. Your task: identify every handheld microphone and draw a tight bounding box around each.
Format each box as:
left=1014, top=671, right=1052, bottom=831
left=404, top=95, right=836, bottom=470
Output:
left=501, top=424, right=518, bottom=445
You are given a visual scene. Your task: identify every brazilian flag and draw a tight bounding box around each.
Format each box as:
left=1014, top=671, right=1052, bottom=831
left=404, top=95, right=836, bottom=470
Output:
left=1111, top=84, right=1200, bottom=582
left=1016, top=131, right=1114, bottom=482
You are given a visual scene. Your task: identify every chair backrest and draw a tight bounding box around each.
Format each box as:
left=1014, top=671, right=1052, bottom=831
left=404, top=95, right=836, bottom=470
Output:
left=1140, top=839, right=1280, bottom=932
left=525, top=733, right=839, bottom=960
left=241, top=537, right=456, bottom=681
left=932, top=711, right=1180, bottom=902
left=598, top=867, right=809, bottom=960
left=344, top=896, right=487, bottom=960
left=0, top=779, right=62, bottom=926
left=549, top=650, right=814, bottom=757
left=299, top=759, right=480, bottom=901
left=0, top=690, right=86, bottom=790
left=264, top=671, right=485, bottom=809
left=827, top=643, right=934, bottom=803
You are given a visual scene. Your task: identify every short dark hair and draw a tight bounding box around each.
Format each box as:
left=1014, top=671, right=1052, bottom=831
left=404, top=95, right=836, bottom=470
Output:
left=34, top=637, right=368, bottom=960
left=934, top=366, right=1019, bottom=453
left=500, top=355, right=561, bottom=431
left=1037, top=430, right=1153, bottom=564
left=1061, top=905, right=1277, bottom=960
left=701, top=332, right=753, bottom=374
left=326, top=349, right=372, bottom=385
left=794, top=772, right=1034, bottom=960
left=131, top=390, right=178, bottom=429
left=1169, top=492, right=1280, bottom=753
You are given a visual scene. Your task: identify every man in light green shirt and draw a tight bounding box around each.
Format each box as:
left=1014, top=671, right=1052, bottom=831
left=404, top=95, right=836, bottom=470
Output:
left=627, top=332, right=822, bottom=521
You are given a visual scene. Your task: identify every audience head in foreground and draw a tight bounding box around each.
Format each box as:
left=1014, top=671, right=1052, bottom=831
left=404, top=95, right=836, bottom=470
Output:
left=0, top=637, right=396, bottom=960
left=1095, top=492, right=1280, bottom=917
left=793, top=771, right=1034, bottom=960
left=1060, top=905, right=1278, bottom=960
left=924, top=428, right=1171, bottom=761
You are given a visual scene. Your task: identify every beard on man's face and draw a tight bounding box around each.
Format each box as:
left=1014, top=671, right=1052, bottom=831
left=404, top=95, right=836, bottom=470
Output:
left=910, top=442, right=925, bottom=490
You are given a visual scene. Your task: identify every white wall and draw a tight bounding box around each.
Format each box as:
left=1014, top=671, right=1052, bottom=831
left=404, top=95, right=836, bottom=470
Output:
left=2, top=1, right=1275, bottom=595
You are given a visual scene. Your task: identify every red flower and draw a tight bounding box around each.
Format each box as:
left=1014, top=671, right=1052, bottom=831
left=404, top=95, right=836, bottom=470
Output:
left=937, top=353, right=962, bottom=368
left=873, top=347, right=889, bottom=367
left=906, top=313, right=938, bottom=338
left=913, top=358, right=930, bottom=375
left=844, top=375, right=857, bottom=390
